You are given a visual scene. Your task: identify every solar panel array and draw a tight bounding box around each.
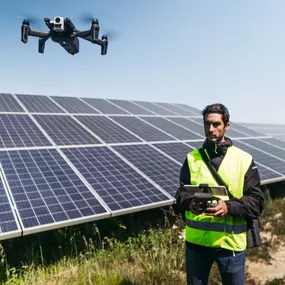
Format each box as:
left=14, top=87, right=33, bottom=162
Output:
left=240, top=122, right=285, bottom=142
left=1, top=93, right=285, bottom=241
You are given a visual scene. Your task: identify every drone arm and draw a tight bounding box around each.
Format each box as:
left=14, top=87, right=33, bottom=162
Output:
left=29, top=30, right=49, bottom=38
left=38, top=35, right=51, bottom=54
left=74, top=30, right=91, bottom=38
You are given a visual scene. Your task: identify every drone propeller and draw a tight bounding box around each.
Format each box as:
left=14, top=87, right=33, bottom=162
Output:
left=102, top=30, right=120, bottom=41
left=78, top=13, right=103, bottom=24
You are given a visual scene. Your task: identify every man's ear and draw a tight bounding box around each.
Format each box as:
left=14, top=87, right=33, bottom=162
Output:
left=225, top=122, right=230, bottom=131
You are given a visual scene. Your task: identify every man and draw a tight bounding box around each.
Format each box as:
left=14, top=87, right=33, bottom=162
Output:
left=175, top=103, right=265, bottom=285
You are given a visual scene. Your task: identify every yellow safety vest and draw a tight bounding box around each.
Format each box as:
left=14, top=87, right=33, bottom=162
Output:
left=185, top=145, right=252, bottom=251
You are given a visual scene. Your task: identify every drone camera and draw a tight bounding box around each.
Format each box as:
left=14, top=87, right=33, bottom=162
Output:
left=51, top=16, right=65, bottom=32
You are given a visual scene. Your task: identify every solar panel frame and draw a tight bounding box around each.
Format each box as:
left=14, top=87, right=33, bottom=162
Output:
left=0, top=114, right=53, bottom=149
left=81, top=98, right=129, bottom=114
left=110, top=116, right=177, bottom=142
left=74, top=115, right=143, bottom=144
left=173, top=103, right=201, bottom=115
left=152, top=102, right=196, bottom=116
left=15, top=94, right=66, bottom=114
left=51, top=96, right=100, bottom=114
left=140, top=117, right=204, bottom=140
left=0, top=149, right=110, bottom=236
left=113, top=144, right=182, bottom=197
left=131, top=101, right=178, bottom=116
left=0, top=93, right=25, bottom=113
left=0, top=164, right=22, bottom=240
left=151, top=142, right=193, bottom=165
left=33, top=115, right=102, bottom=146
left=61, top=146, right=174, bottom=215
left=108, top=99, right=156, bottom=115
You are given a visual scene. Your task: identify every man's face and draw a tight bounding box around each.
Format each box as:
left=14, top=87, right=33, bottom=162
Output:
left=204, top=113, right=229, bottom=142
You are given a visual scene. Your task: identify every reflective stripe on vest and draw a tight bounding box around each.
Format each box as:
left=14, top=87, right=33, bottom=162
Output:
left=185, top=145, right=252, bottom=251
left=186, top=219, right=247, bottom=234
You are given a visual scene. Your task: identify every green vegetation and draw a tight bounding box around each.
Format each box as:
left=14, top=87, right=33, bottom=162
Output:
left=0, top=186, right=284, bottom=284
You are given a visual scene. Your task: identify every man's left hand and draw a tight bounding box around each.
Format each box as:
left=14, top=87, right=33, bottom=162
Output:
left=206, top=200, right=228, bottom=217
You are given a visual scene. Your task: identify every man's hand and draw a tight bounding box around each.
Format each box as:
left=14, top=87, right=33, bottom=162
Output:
left=206, top=200, right=228, bottom=217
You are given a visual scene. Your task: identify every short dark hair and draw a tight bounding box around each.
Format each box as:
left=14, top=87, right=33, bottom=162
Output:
left=202, top=103, right=230, bottom=125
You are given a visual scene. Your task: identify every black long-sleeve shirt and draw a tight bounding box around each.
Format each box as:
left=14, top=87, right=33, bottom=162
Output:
left=175, top=137, right=265, bottom=220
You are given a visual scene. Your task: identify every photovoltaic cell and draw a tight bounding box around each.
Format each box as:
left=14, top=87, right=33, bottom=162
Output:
left=229, top=122, right=265, bottom=137
left=132, top=101, right=177, bottom=116
left=110, top=116, right=176, bottom=142
left=240, top=139, right=285, bottom=161
left=81, top=98, right=129, bottom=114
left=51, top=96, right=99, bottom=114
left=113, top=144, right=181, bottom=196
left=0, top=173, right=21, bottom=238
left=233, top=140, right=285, bottom=175
left=167, top=118, right=205, bottom=136
left=0, top=114, right=52, bottom=149
left=141, top=117, right=203, bottom=140
left=153, top=102, right=195, bottom=116
left=33, top=115, right=101, bottom=146
left=174, top=103, right=201, bottom=115
left=153, top=142, right=193, bottom=165
left=109, top=99, right=155, bottom=115
left=261, top=138, right=285, bottom=150
left=252, top=163, right=283, bottom=181
left=16, top=94, right=65, bottom=113
left=0, top=149, right=108, bottom=231
left=62, top=147, right=171, bottom=212
left=75, top=116, right=142, bottom=143
left=0, top=93, right=24, bottom=113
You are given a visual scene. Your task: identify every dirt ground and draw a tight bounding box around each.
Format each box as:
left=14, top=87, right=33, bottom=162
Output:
left=246, top=231, right=285, bottom=284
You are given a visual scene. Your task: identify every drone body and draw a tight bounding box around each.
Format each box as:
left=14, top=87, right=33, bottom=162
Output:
left=21, top=16, right=108, bottom=55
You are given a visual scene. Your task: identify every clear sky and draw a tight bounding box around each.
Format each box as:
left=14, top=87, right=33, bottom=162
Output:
left=0, top=0, right=285, bottom=124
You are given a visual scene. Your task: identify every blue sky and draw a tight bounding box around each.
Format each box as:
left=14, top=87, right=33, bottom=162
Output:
left=0, top=0, right=285, bottom=124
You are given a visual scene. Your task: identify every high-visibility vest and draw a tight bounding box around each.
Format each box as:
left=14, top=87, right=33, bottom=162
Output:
left=185, top=145, right=252, bottom=251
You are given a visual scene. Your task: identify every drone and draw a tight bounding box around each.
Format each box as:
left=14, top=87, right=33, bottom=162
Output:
left=21, top=16, right=108, bottom=55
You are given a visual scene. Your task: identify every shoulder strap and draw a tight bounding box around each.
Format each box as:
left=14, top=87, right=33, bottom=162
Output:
left=199, top=147, right=233, bottom=198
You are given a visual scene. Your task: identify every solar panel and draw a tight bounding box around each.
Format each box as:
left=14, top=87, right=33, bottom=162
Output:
left=173, top=103, right=201, bottom=115
left=141, top=117, right=203, bottom=140
left=152, top=142, right=193, bottom=165
left=261, top=138, right=285, bottom=150
left=0, top=114, right=52, bottom=148
left=113, top=144, right=181, bottom=196
left=81, top=98, right=129, bottom=114
left=62, top=147, right=172, bottom=213
left=153, top=102, right=196, bottom=116
left=233, top=140, right=285, bottom=176
left=75, top=116, right=142, bottom=144
left=16, top=94, right=65, bottom=113
left=1, top=92, right=285, bottom=241
left=108, top=99, right=155, bottom=115
left=242, top=139, right=285, bottom=160
left=166, top=118, right=205, bottom=136
left=229, top=122, right=265, bottom=137
left=110, top=116, right=176, bottom=142
left=131, top=101, right=177, bottom=116
left=33, top=115, right=101, bottom=146
left=0, top=169, right=21, bottom=239
left=0, top=149, right=109, bottom=234
left=51, top=96, right=99, bottom=114
left=0, top=93, right=24, bottom=113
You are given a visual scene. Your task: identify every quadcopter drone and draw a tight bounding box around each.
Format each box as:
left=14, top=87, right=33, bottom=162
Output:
left=21, top=16, right=108, bottom=55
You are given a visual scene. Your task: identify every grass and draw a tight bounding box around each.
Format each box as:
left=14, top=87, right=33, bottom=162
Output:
left=0, top=191, right=284, bottom=284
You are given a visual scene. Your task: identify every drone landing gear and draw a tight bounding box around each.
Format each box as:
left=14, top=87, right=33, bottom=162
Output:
left=38, top=36, right=50, bottom=54
left=101, top=35, right=108, bottom=55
